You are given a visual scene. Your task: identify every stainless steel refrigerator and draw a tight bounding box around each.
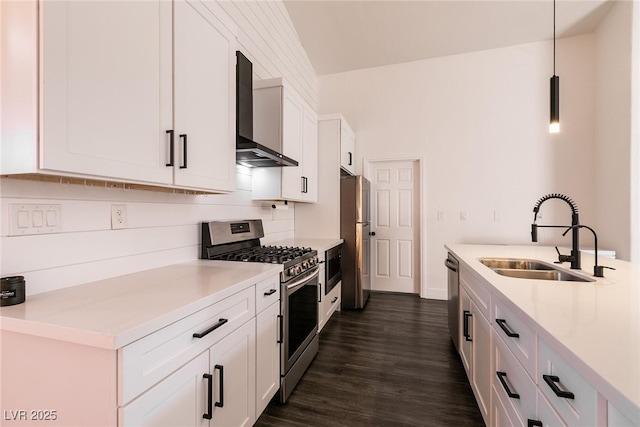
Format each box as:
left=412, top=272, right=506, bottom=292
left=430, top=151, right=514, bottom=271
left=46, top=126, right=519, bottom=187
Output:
left=340, top=175, right=371, bottom=309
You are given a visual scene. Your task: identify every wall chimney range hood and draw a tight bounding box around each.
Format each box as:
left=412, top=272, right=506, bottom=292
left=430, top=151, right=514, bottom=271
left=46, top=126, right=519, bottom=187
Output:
left=236, top=51, right=298, bottom=168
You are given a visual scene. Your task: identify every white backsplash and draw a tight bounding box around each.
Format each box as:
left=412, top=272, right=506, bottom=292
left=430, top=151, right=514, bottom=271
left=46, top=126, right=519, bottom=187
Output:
left=0, top=168, right=294, bottom=296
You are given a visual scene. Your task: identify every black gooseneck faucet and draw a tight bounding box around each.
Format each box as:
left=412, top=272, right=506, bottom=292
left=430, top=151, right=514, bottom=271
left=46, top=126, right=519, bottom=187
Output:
left=562, top=225, right=615, bottom=277
left=530, top=194, right=581, bottom=270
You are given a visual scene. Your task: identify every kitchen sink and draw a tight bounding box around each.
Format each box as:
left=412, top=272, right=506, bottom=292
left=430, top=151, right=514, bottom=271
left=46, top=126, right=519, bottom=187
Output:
left=492, top=268, right=593, bottom=282
left=479, top=258, right=554, bottom=270
left=479, top=257, right=594, bottom=282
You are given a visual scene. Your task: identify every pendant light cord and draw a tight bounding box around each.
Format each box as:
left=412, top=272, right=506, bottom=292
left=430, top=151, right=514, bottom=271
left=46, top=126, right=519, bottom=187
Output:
left=553, top=0, right=556, bottom=75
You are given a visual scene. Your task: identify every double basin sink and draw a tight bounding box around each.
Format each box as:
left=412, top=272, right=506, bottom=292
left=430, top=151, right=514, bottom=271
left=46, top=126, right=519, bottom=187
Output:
left=479, top=258, right=594, bottom=282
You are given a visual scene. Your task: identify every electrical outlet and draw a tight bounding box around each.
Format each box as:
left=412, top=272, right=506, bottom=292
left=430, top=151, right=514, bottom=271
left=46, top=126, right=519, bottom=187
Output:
left=111, top=205, right=128, bottom=229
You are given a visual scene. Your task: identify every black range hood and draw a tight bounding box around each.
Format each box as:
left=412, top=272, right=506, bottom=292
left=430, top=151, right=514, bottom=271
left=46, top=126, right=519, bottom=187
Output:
left=236, top=51, right=298, bottom=168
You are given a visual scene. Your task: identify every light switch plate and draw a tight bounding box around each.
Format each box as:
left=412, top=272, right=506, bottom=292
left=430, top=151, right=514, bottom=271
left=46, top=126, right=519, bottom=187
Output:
left=9, top=204, right=62, bottom=236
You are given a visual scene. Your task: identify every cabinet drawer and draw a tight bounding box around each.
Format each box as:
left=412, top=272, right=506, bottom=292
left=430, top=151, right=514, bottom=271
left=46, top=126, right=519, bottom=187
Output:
left=326, top=282, right=341, bottom=317
left=460, top=267, right=491, bottom=320
left=492, top=384, right=525, bottom=427
left=494, top=330, right=537, bottom=423
left=492, top=297, right=537, bottom=379
left=537, top=389, right=568, bottom=427
left=118, top=286, right=255, bottom=405
left=538, top=339, right=597, bottom=426
left=255, top=274, right=280, bottom=314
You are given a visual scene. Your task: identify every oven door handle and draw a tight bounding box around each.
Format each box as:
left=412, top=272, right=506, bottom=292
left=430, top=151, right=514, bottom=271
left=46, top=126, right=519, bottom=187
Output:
left=286, top=267, right=320, bottom=291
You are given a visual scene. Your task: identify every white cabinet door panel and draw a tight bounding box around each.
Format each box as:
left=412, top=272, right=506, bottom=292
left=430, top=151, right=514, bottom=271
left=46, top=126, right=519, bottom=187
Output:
left=209, top=319, right=256, bottom=427
left=256, top=302, right=280, bottom=416
left=119, top=352, right=208, bottom=427
left=42, top=0, right=173, bottom=184
left=173, top=0, right=235, bottom=191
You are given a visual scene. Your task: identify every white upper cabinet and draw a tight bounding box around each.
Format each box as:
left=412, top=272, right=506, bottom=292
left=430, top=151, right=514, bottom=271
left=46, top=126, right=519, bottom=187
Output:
left=41, top=0, right=174, bottom=184
left=2, top=0, right=235, bottom=193
left=172, top=0, right=235, bottom=192
left=251, top=79, right=317, bottom=203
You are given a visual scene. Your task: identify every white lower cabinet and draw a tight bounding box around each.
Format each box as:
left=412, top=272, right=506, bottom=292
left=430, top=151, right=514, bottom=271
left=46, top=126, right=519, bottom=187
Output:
left=256, top=301, right=281, bottom=416
left=120, top=352, right=209, bottom=427
left=456, top=264, right=639, bottom=427
left=320, top=282, right=341, bottom=332
left=459, top=276, right=492, bottom=425
left=120, top=319, right=256, bottom=427
left=492, top=330, right=539, bottom=427
left=538, top=339, right=597, bottom=426
left=208, top=320, right=256, bottom=427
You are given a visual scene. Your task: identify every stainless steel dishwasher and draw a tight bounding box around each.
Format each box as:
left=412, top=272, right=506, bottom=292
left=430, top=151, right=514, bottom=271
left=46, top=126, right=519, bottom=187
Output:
left=445, top=253, right=460, bottom=352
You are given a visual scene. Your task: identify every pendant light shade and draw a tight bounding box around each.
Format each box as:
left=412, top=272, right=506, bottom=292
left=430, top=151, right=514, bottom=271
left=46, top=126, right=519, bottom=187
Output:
left=549, top=0, right=560, bottom=133
left=550, top=75, right=559, bottom=133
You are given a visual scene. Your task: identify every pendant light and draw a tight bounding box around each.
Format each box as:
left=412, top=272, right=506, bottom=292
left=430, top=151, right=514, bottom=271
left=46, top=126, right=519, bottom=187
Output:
left=549, top=0, right=560, bottom=133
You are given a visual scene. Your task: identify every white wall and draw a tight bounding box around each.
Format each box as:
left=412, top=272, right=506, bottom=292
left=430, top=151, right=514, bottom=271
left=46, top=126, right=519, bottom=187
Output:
left=318, top=35, right=598, bottom=299
left=594, top=0, right=639, bottom=262
left=0, top=0, right=317, bottom=296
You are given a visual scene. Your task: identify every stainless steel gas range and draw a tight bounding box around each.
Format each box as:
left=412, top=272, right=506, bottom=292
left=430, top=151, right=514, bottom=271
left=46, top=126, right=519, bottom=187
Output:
left=201, top=219, right=319, bottom=403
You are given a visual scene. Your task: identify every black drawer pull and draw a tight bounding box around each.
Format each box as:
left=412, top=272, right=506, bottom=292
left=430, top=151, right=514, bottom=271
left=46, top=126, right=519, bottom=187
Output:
left=348, top=151, right=353, bottom=166
left=277, top=314, right=283, bottom=344
left=496, top=371, right=520, bottom=399
left=264, top=288, right=277, bottom=296
left=496, top=318, right=520, bottom=338
left=214, top=364, right=224, bottom=408
left=528, top=420, right=543, bottom=427
left=543, top=374, right=575, bottom=399
left=463, top=310, right=472, bottom=342
left=331, top=296, right=338, bottom=304
left=193, top=318, right=228, bottom=339
left=166, top=130, right=175, bottom=167
left=203, top=373, right=213, bottom=420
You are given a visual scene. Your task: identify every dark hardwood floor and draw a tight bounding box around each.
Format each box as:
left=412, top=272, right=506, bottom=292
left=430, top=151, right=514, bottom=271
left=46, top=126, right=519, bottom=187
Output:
left=255, top=292, right=484, bottom=427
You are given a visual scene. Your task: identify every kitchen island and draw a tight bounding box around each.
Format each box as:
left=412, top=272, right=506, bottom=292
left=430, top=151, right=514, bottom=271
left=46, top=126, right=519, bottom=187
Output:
left=447, top=244, right=639, bottom=426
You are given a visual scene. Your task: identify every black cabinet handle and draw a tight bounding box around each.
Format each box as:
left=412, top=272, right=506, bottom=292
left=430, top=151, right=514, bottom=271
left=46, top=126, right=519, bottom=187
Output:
left=264, top=288, right=276, bottom=296
left=179, top=134, right=188, bottom=169
left=348, top=152, right=353, bottom=166
left=331, top=296, right=338, bottom=304
left=543, top=374, right=575, bottom=399
left=277, top=314, right=283, bottom=344
left=496, top=318, right=520, bottom=338
left=318, top=283, right=322, bottom=302
left=203, top=373, right=213, bottom=420
left=463, top=310, right=472, bottom=342
left=166, top=130, right=175, bottom=167
left=214, top=365, right=224, bottom=408
left=193, top=318, right=228, bottom=339
left=496, top=371, right=520, bottom=399
left=528, top=420, right=543, bottom=427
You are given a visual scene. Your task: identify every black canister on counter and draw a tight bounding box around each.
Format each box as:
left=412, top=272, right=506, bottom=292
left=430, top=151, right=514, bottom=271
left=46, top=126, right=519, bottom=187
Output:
left=1, top=276, right=26, bottom=306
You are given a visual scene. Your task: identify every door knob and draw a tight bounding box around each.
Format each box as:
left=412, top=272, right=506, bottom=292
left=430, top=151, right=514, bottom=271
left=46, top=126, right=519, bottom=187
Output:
left=369, top=231, right=376, bottom=236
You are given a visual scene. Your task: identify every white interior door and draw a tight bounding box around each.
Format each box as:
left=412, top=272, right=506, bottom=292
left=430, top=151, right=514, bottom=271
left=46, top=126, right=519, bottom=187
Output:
left=370, top=160, right=420, bottom=293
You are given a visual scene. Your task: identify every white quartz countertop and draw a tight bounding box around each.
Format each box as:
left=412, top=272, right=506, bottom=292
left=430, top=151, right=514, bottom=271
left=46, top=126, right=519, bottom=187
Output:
left=446, top=244, right=640, bottom=414
left=0, top=261, right=282, bottom=350
left=272, top=237, right=343, bottom=254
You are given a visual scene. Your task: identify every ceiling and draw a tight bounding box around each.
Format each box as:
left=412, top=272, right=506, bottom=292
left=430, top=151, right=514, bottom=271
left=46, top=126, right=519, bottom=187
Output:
left=283, top=0, right=616, bottom=76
